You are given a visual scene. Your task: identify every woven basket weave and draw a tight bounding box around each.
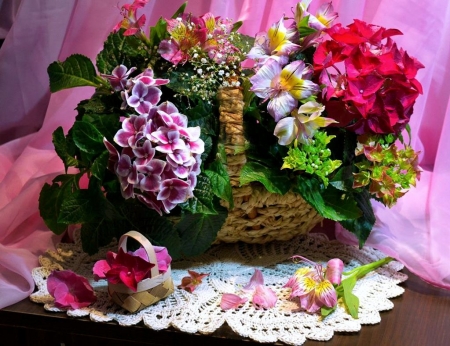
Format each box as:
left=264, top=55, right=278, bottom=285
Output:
left=108, top=231, right=174, bottom=313
left=214, top=88, right=323, bottom=244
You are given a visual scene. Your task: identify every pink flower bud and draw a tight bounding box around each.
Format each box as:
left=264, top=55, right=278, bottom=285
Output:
left=326, top=258, right=344, bottom=285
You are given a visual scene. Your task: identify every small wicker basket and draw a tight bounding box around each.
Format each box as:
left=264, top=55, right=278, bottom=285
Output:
left=214, top=88, right=323, bottom=244
left=108, top=231, right=174, bottom=313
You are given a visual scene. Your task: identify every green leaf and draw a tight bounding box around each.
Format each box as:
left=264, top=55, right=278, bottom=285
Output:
left=179, top=175, right=217, bottom=214
left=96, top=32, right=148, bottom=74
left=240, top=161, right=291, bottom=195
left=341, top=276, right=360, bottom=319
left=39, top=174, right=81, bottom=234
left=141, top=216, right=182, bottom=260
left=149, top=18, right=168, bottom=50
left=297, top=16, right=317, bottom=37
left=48, top=54, right=102, bottom=92
left=72, top=121, right=105, bottom=154
left=52, top=127, right=79, bottom=170
left=80, top=219, right=123, bottom=255
left=294, top=175, right=362, bottom=221
left=58, top=189, right=98, bottom=224
left=321, top=305, right=336, bottom=317
left=176, top=205, right=227, bottom=257
left=91, top=150, right=109, bottom=181
left=205, top=160, right=234, bottom=208
left=76, top=94, right=123, bottom=118
left=339, top=189, right=375, bottom=247
left=82, top=113, right=121, bottom=142
left=171, top=2, right=187, bottom=18
left=232, top=20, right=243, bottom=32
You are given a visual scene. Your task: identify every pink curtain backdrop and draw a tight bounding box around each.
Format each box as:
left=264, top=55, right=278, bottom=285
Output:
left=0, top=0, right=449, bottom=308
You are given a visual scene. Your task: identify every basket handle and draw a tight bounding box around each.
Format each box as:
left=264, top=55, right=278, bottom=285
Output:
left=118, top=231, right=159, bottom=278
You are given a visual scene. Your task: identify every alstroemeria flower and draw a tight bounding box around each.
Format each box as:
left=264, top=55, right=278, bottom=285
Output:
left=47, top=270, right=96, bottom=309
left=285, top=256, right=343, bottom=313
left=274, top=101, right=337, bottom=145
left=247, top=17, right=300, bottom=66
left=250, top=60, right=320, bottom=122
left=93, top=248, right=155, bottom=292
left=220, top=293, right=248, bottom=310
left=113, top=0, right=148, bottom=36
left=178, top=270, right=209, bottom=293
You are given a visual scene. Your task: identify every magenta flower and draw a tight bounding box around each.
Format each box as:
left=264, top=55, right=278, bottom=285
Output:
left=93, top=248, right=155, bottom=292
left=135, top=68, right=170, bottom=86
left=137, top=159, right=166, bottom=192
left=157, top=178, right=190, bottom=212
left=128, top=246, right=172, bottom=273
left=101, top=64, right=136, bottom=91
left=47, top=270, right=96, bottom=309
left=127, top=81, right=162, bottom=115
left=113, top=0, right=148, bottom=36
left=114, top=114, right=148, bottom=148
left=133, top=139, right=155, bottom=166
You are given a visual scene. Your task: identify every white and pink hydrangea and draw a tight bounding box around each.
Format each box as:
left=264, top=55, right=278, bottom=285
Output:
left=104, top=66, right=205, bottom=215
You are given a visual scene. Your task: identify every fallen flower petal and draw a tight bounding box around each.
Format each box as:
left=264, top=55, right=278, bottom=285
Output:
left=252, top=284, right=278, bottom=309
left=47, top=270, right=96, bottom=309
left=220, top=293, right=248, bottom=310
left=178, top=270, right=209, bottom=293
left=243, top=268, right=264, bottom=291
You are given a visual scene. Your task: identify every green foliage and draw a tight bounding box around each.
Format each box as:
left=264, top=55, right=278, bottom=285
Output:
left=179, top=174, right=217, bottom=215
left=205, top=160, right=234, bottom=208
left=294, top=175, right=361, bottom=221
left=39, top=174, right=82, bottom=235
left=176, top=204, right=227, bottom=257
left=48, top=54, right=103, bottom=92
left=97, top=32, right=149, bottom=74
left=240, top=161, right=291, bottom=195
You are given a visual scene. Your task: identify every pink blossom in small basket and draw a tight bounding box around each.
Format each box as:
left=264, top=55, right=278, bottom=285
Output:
left=47, top=270, right=96, bottom=309
left=93, top=248, right=155, bottom=291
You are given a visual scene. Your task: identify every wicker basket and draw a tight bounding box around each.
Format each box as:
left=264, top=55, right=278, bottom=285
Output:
left=108, top=231, right=174, bottom=313
left=214, top=88, right=323, bottom=244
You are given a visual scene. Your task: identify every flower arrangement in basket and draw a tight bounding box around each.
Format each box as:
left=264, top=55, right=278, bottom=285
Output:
left=39, top=0, right=422, bottom=259
left=93, top=230, right=174, bottom=313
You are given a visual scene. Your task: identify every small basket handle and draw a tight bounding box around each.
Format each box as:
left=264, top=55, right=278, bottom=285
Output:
left=118, top=231, right=159, bottom=278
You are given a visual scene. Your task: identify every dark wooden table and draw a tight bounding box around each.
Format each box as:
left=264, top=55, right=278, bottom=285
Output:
left=1, top=267, right=449, bottom=346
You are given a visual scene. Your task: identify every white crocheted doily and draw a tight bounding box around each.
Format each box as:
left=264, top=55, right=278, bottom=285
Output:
left=30, top=230, right=407, bottom=345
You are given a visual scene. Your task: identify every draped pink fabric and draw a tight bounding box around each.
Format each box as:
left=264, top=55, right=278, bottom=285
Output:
left=0, top=0, right=449, bottom=309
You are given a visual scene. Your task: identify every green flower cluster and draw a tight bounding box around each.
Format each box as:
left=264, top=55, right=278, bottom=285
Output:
left=353, top=135, right=421, bottom=207
left=281, top=131, right=342, bottom=185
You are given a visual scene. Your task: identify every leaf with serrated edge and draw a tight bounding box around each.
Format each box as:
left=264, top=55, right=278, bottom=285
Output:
left=177, top=206, right=227, bottom=257
left=48, top=54, right=101, bottom=92
left=240, top=161, right=290, bottom=195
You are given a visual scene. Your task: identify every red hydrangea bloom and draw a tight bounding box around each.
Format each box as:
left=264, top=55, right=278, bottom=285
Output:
left=314, top=19, right=424, bottom=135
left=93, top=248, right=155, bottom=292
left=47, top=270, right=96, bottom=309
